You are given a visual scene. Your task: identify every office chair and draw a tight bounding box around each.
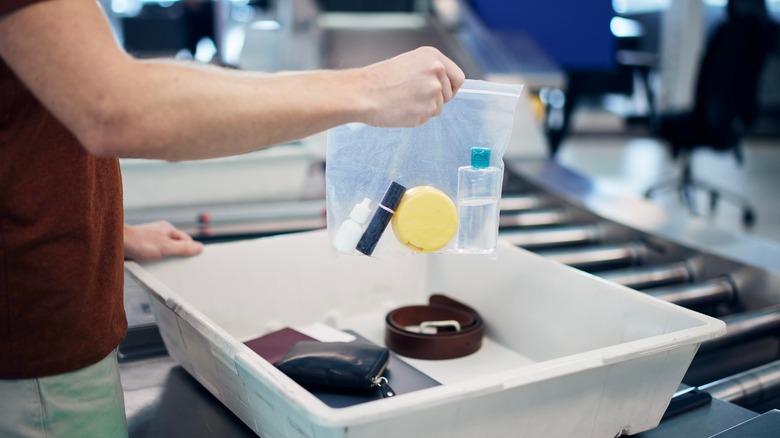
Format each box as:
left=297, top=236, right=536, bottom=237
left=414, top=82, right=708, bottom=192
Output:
left=644, top=0, right=779, bottom=227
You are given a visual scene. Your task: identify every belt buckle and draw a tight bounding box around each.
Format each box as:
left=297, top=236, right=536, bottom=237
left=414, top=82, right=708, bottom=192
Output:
left=406, top=320, right=462, bottom=335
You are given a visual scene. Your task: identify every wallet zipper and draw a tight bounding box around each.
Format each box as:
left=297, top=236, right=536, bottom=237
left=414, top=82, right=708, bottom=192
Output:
left=371, top=361, right=395, bottom=398
left=371, top=376, right=395, bottom=398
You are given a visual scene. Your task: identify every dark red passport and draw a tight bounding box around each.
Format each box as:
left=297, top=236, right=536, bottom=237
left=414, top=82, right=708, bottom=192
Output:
left=243, top=327, right=317, bottom=365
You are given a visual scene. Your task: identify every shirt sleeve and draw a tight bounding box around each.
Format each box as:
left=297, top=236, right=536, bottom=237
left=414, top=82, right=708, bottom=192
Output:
left=0, top=0, right=52, bottom=17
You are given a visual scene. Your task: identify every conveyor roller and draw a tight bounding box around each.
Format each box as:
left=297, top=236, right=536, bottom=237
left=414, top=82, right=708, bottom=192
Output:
left=499, top=224, right=601, bottom=249
left=645, top=277, right=737, bottom=309
left=537, top=243, right=646, bottom=272
left=598, top=261, right=693, bottom=290
left=699, top=359, right=780, bottom=408
left=700, top=305, right=780, bottom=353
left=498, top=209, right=571, bottom=228
left=499, top=194, right=549, bottom=212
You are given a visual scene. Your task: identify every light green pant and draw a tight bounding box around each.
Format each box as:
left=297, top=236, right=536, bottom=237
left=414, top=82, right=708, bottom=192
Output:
left=0, top=350, right=128, bottom=438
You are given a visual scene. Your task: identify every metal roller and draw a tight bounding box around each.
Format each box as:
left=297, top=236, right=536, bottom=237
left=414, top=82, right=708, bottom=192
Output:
left=536, top=243, right=646, bottom=271
left=499, top=194, right=548, bottom=212
left=598, top=261, right=693, bottom=290
left=646, top=277, right=737, bottom=309
left=499, top=224, right=600, bottom=249
left=699, top=305, right=780, bottom=353
left=699, top=359, right=780, bottom=407
left=498, top=209, right=571, bottom=229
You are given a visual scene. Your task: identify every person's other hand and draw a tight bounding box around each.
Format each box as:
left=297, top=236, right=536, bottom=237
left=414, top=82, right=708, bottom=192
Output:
left=357, top=46, right=466, bottom=127
left=124, top=221, right=204, bottom=263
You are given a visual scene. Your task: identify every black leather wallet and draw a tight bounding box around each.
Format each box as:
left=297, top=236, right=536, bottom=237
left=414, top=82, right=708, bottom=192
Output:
left=275, top=341, right=395, bottom=398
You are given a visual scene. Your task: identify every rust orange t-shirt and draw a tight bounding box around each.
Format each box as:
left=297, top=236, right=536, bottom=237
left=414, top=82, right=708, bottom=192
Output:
left=1, top=0, right=127, bottom=378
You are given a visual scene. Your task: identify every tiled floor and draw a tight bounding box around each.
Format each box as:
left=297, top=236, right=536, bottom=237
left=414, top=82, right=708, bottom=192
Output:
left=552, top=113, right=780, bottom=245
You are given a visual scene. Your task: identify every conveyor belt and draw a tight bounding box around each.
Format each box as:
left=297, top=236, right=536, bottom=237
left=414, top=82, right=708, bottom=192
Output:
left=498, top=162, right=780, bottom=415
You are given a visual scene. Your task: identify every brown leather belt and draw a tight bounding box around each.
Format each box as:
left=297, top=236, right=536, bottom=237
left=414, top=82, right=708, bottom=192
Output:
left=384, top=294, right=484, bottom=360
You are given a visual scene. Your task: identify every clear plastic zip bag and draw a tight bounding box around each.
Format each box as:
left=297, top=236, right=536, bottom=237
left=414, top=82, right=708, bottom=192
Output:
left=326, top=79, right=523, bottom=259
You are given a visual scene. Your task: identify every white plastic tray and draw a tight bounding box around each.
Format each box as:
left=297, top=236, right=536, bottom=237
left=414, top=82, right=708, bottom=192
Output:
left=125, top=230, right=725, bottom=437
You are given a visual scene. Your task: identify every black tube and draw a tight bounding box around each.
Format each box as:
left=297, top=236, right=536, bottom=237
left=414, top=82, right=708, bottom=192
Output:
left=356, top=181, right=406, bottom=256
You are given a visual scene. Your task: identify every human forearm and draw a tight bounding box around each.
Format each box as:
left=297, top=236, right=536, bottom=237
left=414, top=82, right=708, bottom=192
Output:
left=91, top=61, right=370, bottom=160
left=0, top=0, right=464, bottom=161
left=106, top=50, right=458, bottom=160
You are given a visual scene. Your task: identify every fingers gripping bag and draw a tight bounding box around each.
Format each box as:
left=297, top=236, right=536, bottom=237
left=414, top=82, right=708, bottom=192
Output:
left=326, top=79, right=523, bottom=259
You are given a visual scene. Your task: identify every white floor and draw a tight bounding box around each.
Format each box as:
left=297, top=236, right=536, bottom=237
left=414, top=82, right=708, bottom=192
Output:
left=553, top=111, right=780, bottom=245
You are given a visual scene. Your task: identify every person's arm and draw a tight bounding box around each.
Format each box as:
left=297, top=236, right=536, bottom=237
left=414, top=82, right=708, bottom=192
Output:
left=0, top=0, right=465, bottom=161
left=124, top=221, right=204, bottom=262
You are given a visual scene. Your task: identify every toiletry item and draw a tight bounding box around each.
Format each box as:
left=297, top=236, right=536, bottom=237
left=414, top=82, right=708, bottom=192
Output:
left=456, top=147, right=502, bottom=253
left=356, top=181, right=407, bottom=256
left=333, top=198, right=372, bottom=254
left=391, top=186, right=458, bottom=253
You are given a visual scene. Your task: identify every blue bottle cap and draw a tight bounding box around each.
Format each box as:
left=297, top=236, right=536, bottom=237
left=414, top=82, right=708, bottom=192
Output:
left=471, top=147, right=491, bottom=169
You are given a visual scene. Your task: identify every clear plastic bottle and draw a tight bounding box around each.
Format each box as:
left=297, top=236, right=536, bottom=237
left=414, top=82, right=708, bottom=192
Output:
left=456, top=147, right=501, bottom=254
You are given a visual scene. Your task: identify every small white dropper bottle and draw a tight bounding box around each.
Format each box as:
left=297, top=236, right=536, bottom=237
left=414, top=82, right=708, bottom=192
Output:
left=333, top=198, right=372, bottom=254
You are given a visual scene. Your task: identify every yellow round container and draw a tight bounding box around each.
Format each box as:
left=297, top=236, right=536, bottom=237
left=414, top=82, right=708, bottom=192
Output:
left=391, top=186, right=458, bottom=252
